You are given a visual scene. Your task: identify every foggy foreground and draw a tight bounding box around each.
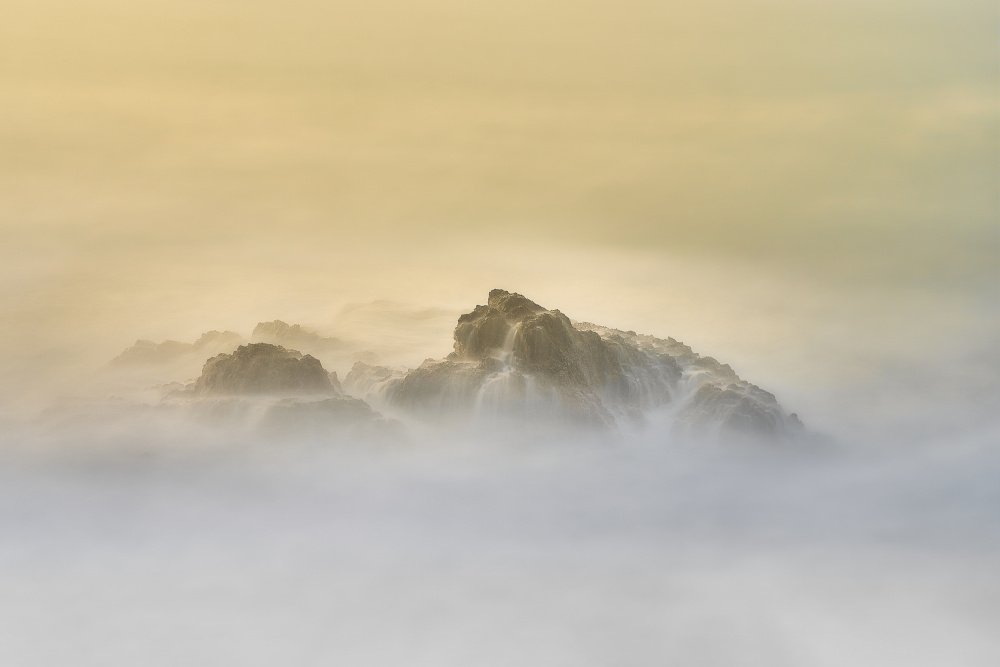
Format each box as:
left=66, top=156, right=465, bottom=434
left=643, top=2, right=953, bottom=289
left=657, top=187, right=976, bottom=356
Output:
left=0, top=290, right=998, bottom=667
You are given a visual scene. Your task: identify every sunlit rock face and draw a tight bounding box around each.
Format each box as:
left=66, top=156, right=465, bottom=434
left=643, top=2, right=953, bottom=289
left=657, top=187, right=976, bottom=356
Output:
left=344, top=289, right=801, bottom=436
left=194, top=343, right=336, bottom=396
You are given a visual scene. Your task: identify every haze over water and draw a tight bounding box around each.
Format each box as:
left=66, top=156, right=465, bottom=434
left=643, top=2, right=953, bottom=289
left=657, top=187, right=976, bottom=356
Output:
left=0, top=1, right=997, bottom=665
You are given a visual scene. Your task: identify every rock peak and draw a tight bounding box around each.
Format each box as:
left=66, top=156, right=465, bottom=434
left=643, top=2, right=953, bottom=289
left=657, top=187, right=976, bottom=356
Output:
left=345, top=289, right=805, bottom=437
left=486, top=289, right=546, bottom=318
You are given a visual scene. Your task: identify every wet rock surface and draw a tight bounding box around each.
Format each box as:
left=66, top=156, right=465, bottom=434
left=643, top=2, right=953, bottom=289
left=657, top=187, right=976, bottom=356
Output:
left=104, top=289, right=805, bottom=440
left=345, top=289, right=803, bottom=436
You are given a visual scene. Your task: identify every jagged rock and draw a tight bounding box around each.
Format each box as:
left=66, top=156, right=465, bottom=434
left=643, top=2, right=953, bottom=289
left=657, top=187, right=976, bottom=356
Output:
left=110, top=290, right=804, bottom=440
left=345, top=289, right=677, bottom=427
left=344, top=289, right=803, bottom=437
left=193, top=343, right=335, bottom=396
left=574, top=323, right=803, bottom=437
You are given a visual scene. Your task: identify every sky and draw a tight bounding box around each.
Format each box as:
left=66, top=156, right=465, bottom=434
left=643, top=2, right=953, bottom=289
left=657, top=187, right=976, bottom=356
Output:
left=0, top=0, right=997, bottom=433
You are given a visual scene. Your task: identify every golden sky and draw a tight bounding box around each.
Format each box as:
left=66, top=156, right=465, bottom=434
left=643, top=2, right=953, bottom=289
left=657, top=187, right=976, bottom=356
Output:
left=0, top=0, right=997, bottom=412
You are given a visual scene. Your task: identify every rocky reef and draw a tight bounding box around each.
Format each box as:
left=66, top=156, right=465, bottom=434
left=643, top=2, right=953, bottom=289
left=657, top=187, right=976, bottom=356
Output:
left=345, top=289, right=802, bottom=437
left=103, top=289, right=804, bottom=442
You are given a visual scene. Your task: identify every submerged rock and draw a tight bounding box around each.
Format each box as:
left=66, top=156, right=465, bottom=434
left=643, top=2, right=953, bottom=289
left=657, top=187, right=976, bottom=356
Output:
left=259, top=396, right=403, bottom=440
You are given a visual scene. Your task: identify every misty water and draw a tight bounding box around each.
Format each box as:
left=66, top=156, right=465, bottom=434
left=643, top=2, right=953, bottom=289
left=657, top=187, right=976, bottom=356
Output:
left=3, top=0, right=997, bottom=661
left=0, top=278, right=997, bottom=667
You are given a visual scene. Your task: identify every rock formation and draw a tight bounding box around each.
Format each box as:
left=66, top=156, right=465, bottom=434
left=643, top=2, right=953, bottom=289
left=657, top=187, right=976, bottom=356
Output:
left=176, top=342, right=398, bottom=438
left=109, top=330, right=244, bottom=367
left=344, top=289, right=803, bottom=436
left=109, top=289, right=805, bottom=441
left=575, top=322, right=803, bottom=435
left=250, top=320, right=343, bottom=358
left=193, top=343, right=336, bottom=396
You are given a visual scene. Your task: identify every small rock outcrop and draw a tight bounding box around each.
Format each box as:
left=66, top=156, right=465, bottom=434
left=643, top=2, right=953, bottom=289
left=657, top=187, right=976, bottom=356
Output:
left=109, top=330, right=244, bottom=367
left=164, top=343, right=400, bottom=439
left=193, top=343, right=335, bottom=396
left=251, top=321, right=343, bottom=358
